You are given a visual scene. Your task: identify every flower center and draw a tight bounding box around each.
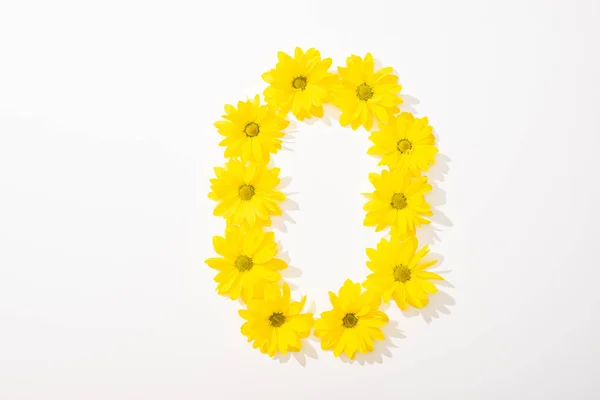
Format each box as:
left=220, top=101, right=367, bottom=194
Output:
left=393, top=264, right=412, bottom=283
left=342, top=313, right=358, bottom=328
left=244, top=122, right=260, bottom=137
left=292, top=76, right=307, bottom=90
left=397, top=139, right=412, bottom=153
left=356, top=83, right=374, bottom=101
left=269, top=312, right=286, bottom=327
left=238, top=184, right=255, bottom=201
left=235, top=255, right=253, bottom=272
left=391, top=193, right=407, bottom=210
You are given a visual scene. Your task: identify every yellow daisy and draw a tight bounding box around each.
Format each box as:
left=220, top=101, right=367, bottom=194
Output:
left=363, top=169, right=432, bottom=237
left=209, top=159, right=285, bottom=227
left=314, top=279, right=388, bottom=359
left=368, top=112, right=438, bottom=174
left=363, top=236, right=443, bottom=310
left=262, top=47, right=336, bottom=121
left=214, top=95, right=289, bottom=163
left=335, top=53, right=402, bottom=131
left=239, top=283, right=314, bottom=357
left=205, top=226, right=287, bottom=303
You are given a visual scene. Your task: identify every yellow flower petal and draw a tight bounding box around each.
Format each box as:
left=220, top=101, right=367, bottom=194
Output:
left=238, top=284, right=314, bottom=358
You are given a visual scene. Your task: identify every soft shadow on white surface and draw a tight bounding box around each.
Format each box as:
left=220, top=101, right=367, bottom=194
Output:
left=277, top=249, right=302, bottom=291
left=419, top=153, right=452, bottom=245
left=401, top=290, right=455, bottom=324
left=399, top=94, right=420, bottom=115
left=280, top=120, right=298, bottom=152
left=339, top=320, right=406, bottom=365
left=278, top=176, right=292, bottom=190
left=271, top=178, right=298, bottom=233
left=429, top=152, right=450, bottom=183
left=272, top=338, right=319, bottom=367
left=280, top=263, right=302, bottom=279
left=281, top=140, right=296, bottom=152
left=419, top=206, right=453, bottom=244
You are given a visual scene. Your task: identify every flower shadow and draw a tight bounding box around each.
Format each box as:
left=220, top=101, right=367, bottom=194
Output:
left=274, top=248, right=302, bottom=291
left=399, top=94, right=420, bottom=115
left=278, top=176, right=293, bottom=190
left=429, top=152, right=451, bottom=183
left=401, top=290, right=455, bottom=324
left=272, top=338, right=319, bottom=367
left=271, top=179, right=299, bottom=233
left=280, top=118, right=298, bottom=152
left=338, top=320, right=406, bottom=365
left=419, top=207, right=452, bottom=246
left=418, top=154, right=452, bottom=245
left=281, top=141, right=296, bottom=152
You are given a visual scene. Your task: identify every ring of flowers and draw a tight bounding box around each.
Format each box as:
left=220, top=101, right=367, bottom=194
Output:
left=206, top=47, right=445, bottom=360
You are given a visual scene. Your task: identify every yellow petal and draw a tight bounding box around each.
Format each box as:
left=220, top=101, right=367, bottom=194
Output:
left=205, top=257, right=231, bottom=270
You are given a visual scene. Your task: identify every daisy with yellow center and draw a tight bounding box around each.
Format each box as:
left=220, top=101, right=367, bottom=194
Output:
left=368, top=112, right=438, bottom=174
left=205, top=226, right=287, bottom=303
left=209, top=159, right=285, bottom=227
left=363, top=236, right=443, bottom=310
left=239, top=283, right=314, bottom=357
left=363, top=169, right=433, bottom=237
left=262, top=47, right=337, bottom=121
left=335, top=53, right=402, bottom=131
left=214, top=95, right=289, bottom=163
left=314, top=279, right=388, bottom=359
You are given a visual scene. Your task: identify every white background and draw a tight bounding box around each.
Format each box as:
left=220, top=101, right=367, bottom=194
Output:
left=1, top=0, right=600, bottom=399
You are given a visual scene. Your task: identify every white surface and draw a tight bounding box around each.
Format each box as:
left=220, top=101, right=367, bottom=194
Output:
left=1, top=0, right=600, bottom=399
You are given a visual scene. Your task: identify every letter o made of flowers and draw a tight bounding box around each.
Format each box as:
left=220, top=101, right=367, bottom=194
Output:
left=206, top=48, right=444, bottom=361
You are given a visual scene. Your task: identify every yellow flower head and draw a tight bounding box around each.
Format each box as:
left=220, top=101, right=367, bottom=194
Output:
left=368, top=112, right=438, bottom=174
left=335, top=53, right=402, bottom=131
left=363, top=236, right=443, bottom=310
left=214, top=95, right=289, bottom=163
left=205, top=226, right=287, bottom=303
left=262, top=47, right=336, bottom=121
left=239, top=283, right=314, bottom=357
left=314, top=279, right=388, bottom=359
left=209, top=159, right=285, bottom=227
left=363, top=169, right=432, bottom=237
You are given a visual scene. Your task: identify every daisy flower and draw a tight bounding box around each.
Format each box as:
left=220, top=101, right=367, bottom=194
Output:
left=314, top=279, right=388, bottom=359
left=335, top=53, right=402, bottom=131
left=209, top=159, right=285, bottom=227
left=363, top=169, right=432, bottom=237
left=239, top=283, right=314, bottom=357
left=368, top=112, right=438, bottom=174
left=214, top=95, right=289, bottom=163
left=262, top=47, right=336, bottom=120
left=363, top=236, right=443, bottom=310
left=205, top=226, right=287, bottom=303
